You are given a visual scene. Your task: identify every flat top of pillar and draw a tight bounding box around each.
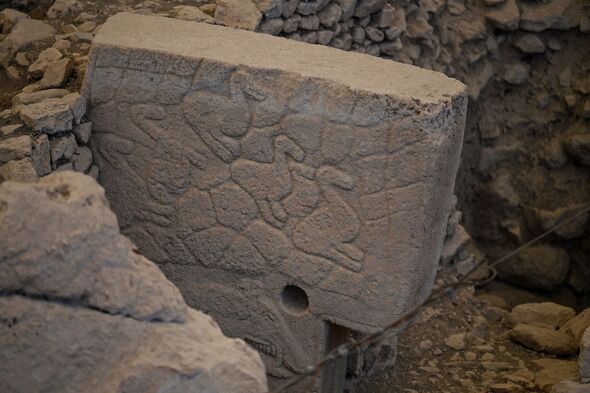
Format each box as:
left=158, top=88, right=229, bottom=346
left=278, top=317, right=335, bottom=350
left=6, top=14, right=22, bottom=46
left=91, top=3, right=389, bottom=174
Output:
left=94, top=12, right=465, bottom=104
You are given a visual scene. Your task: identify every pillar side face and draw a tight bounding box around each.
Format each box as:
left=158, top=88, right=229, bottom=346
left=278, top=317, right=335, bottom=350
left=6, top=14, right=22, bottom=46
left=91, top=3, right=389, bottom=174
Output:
left=85, top=12, right=467, bottom=382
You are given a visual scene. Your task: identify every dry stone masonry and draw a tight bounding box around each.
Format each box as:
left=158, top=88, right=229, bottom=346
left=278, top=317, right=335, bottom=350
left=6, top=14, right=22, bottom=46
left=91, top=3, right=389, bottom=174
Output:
left=0, top=171, right=268, bottom=393
left=84, top=12, right=467, bottom=387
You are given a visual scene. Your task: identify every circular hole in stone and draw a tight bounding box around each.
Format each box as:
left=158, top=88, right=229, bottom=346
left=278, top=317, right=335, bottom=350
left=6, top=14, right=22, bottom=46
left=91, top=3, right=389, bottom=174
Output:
left=281, top=285, right=309, bottom=315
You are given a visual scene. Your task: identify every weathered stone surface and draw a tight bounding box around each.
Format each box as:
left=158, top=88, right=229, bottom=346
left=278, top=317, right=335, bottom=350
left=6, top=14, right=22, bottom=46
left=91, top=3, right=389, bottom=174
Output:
left=526, top=204, right=589, bottom=240
left=73, top=145, right=92, bottom=172
left=496, top=245, right=570, bottom=291
left=28, top=47, right=63, bottom=78
left=560, top=309, right=590, bottom=344
left=0, top=135, right=32, bottom=164
left=0, top=18, right=55, bottom=65
left=40, top=58, right=74, bottom=89
left=520, top=0, right=584, bottom=32
left=551, top=380, right=590, bottom=393
left=0, top=157, right=37, bottom=182
left=214, top=0, right=262, bottom=30
left=504, top=303, right=576, bottom=330
left=510, top=324, right=577, bottom=355
left=567, top=134, right=590, bottom=166
left=50, top=133, right=77, bottom=164
left=534, top=359, right=578, bottom=392
left=85, top=12, right=466, bottom=382
left=486, top=0, right=520, bottom=31
left=31, top=134, right=51, bottom=176
left=73, top=121, right=92, bottom=143
left=0, top=172, right=267, bottom=393
left=12, top=88, right=70, bottom=111
left=0, top=172, right=188, bottom=322
left=580, top=327, right=590, bottom=382
left=354, top=0, right=387, bottom=18
left=0, top=8, right=29, bottom=33
left=18, top=98, right=74, bottom=134
left=172, top=5, right=213, bottom=23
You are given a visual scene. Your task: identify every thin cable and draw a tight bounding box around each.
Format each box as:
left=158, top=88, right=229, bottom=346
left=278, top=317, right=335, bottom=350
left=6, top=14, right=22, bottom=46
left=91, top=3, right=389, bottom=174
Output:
left=268, top=204, right=590, bottom=393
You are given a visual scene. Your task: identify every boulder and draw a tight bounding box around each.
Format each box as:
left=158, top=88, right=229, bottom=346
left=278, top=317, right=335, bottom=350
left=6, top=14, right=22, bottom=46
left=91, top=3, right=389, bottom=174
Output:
left=504, top=303, right=576, bottom=330
left=510, top=324, right=577, bottom=355
left=0, top=172, right=267, bottom=393
left=496, top=245, right=570, bottom=291
left=580, top=328, right=590, bottom=382
left=0, top=18, right=55, bottom=65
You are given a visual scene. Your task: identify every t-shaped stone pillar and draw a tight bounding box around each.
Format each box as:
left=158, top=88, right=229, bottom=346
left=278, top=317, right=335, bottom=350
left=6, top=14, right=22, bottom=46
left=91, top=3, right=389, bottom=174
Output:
left=84, top=12, right=467, bottom=391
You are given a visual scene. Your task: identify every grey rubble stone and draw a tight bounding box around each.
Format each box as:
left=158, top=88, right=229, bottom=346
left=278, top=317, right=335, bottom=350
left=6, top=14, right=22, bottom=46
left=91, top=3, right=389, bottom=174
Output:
left=18, top=99, right=73, bottom=134
left=0, top=135, right=32, bottom=164
left=73, top=145, right=92, bottom=172
left=0, top=19, right=55, bottom=65
left=373, top=4, right=395, bottom=28
left=354, top=0, right=387, bottom=18
left=253, top=0, right=284, bottom=18
left=297, top=0, right=331, bottom=15
left=520, top=0, right=584, bottom=32
left=318, top=3, right=343, bottom=27
left=31, top=134, right=51, bottom=176
left=580, top=328, right=590, bottom=382
left=0, top=172, right=188, bottom=323
left=61, top=92, right=87, bottom=124
left=282, top=0, right=298, bottom=17
left=12, top=88, right=70, bottom=111
left=504, top=303, right=576, bottom=330
left=365, top=26, right=385, bottom=42
left=552, top=380, right=590, bottom=393
left=73, top=121, right=92, bottom=144
left=283, top=14, right=300, bottom=33
left=0, top=8, right=29, bottom=33
left=0, top=296, right=267, bottom=393
left=486, top=0, right=520, bottom=31
left=0, top=157, right=37, bottom=182
left=258, top=18, right=284, bottom=35
left=514, top=33, right=545, bottom=53
left=88, top=164, right=99, bottom=179
left=214, top=0, right=262, bottom=31
left=496, top=245, right=570, bottom=291
left=172, top=5, right=213, bottom=23
left=50, top=133, right=77, bottom=164
left=300, top=15, right=320, bottom=30
left=337, top=0, right=357, bottom=19
left=510, top=324, right=577, bottom=355
left=40, top=58, right=74, bottom=89
left=317, top=29, right=335, bottom=45
left=86, top=12, right=467, bottom=380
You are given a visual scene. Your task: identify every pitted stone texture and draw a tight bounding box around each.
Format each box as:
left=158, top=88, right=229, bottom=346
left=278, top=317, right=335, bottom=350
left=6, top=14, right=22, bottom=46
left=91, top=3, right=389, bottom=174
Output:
left=0, top=173, right=267, bottom=393
left=0, top=296, right=267, bottom=393
left=85, top=13, right=466, bottom=382
left=0, top=172, right=187, bottom=323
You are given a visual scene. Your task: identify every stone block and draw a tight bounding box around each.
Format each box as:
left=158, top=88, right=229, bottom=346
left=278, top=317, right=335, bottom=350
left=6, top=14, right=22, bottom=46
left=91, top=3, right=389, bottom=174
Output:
left=84, top=13, right=466, bottom=386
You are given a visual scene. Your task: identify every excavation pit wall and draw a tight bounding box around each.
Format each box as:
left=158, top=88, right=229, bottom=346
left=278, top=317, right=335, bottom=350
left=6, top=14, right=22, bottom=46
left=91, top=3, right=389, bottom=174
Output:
left=83, top=12, right=467, bottom=389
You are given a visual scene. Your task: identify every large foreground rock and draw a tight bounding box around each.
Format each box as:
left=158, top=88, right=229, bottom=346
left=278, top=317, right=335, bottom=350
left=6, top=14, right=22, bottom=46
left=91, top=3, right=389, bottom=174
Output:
left=84, top=12, right=467, bottom=384
left=0, top=172, right=267, bottom=393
